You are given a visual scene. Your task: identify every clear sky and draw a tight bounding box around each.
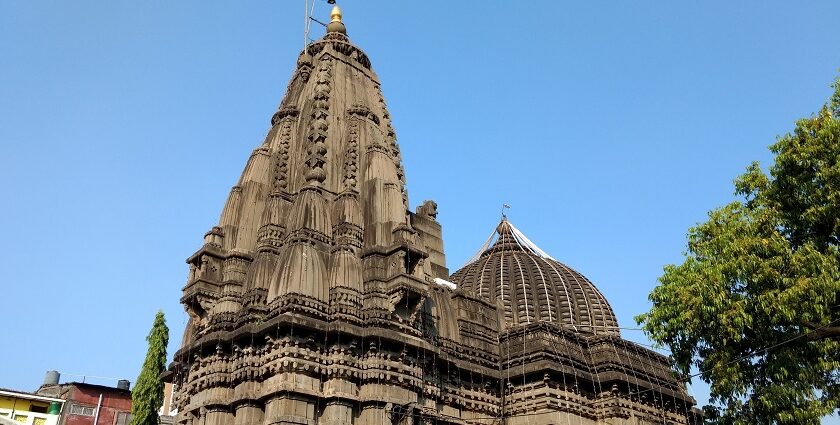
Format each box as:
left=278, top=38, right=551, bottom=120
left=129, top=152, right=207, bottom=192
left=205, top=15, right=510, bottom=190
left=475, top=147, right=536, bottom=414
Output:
left=2, top=1, right=838, bottom=422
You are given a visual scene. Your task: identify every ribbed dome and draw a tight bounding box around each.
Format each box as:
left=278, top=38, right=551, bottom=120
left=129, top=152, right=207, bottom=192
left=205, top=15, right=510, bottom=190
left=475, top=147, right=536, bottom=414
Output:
left=450, top=219, right=619, bottom=335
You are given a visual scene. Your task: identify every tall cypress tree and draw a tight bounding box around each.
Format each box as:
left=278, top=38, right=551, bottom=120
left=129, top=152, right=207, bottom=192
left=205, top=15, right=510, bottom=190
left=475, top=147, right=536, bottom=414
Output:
left=130, top=311, right=169, bottom=425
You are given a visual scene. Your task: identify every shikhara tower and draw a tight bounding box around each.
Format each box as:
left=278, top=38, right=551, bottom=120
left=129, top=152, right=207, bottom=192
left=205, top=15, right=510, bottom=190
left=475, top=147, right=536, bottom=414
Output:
left=171, top=7, right=699, bottom=425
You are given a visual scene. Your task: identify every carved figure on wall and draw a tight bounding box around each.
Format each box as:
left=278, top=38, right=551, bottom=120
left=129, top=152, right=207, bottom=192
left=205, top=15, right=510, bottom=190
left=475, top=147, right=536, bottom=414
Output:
left=416, top=200, right=438, bottom=219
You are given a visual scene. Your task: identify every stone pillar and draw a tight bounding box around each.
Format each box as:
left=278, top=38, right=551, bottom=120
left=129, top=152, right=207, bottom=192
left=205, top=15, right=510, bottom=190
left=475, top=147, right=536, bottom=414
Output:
left=320, top=400, right=353, bottom=425
left=357, top=402, right=389, bottom=425
left=320, top=377, right=357, bottom=425
left=175, top=411, right=194, bottom=425
left=264, top=395, right=315, bottom=425
left=234, top=403, right=263, bottom=425
left=204, top=407, right=233, bottom=425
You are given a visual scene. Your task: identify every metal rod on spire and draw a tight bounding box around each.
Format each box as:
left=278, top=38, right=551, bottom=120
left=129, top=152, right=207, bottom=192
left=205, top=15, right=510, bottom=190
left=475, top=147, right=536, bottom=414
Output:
left=501, top=203, right=510, bottom=220
left=304, top=0, right=312, bottom=48
left=303, top=0, right=324, bottom=48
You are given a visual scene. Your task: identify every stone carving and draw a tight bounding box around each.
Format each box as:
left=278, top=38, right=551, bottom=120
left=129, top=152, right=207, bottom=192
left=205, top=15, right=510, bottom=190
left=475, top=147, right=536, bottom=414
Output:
left=415, top=200, right=438, bottom=219
left=270, top=106, right=299, bottom=127
left=304, top=56, right=332, bottom=185
left=347, top=103, right=380, bottom=125
left=296, top=54, right=313, bottom=82
left=376, top=85, right=409, bottom=211
left=307, top=32, right=372, bottom=70
left=343, top=115, right=360, bottom=191
left=272, top=119, right=293, bottom=191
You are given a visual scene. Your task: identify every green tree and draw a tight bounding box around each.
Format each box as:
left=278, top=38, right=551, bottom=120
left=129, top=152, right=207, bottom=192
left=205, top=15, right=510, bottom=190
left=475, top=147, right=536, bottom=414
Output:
left=637, top=79, right=840, bottom=424
left=130, top=311, right=170, bottom=425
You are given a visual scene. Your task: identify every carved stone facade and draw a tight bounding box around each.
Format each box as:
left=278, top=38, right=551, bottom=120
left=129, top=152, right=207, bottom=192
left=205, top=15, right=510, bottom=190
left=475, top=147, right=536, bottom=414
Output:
left=171, top=10, right=699, bottom=425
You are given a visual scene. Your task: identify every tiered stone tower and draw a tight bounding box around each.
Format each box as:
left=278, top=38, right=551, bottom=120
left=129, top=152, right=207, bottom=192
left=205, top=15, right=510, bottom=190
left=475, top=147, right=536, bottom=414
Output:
left=171, top=7, right=699, bottom=425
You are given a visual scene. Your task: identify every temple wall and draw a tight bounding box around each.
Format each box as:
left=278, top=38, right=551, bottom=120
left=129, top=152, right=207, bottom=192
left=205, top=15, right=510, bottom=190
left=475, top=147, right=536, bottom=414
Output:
left=409, top=207, right=448, bottom=279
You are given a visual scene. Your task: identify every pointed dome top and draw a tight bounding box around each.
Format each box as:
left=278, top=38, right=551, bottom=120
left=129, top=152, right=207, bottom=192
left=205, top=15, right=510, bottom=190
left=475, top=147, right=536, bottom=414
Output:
left=450, top=219, right=620, bottom=335
left=477, top=217, right=556, bottom=262
left=327, top=4, right=346, bottom=34
left=495, top=218, right=512, bottom=237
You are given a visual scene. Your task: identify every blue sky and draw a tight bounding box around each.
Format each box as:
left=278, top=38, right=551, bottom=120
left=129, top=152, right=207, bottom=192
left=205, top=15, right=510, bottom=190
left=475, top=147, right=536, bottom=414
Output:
left=2, top=1, right=838, bottom=421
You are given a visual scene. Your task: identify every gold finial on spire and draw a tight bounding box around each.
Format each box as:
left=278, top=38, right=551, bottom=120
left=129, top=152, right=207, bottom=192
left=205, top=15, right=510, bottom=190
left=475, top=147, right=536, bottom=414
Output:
left=330, top=5, right=342, bottom=23
left=326, top=4, right=346, bottom=34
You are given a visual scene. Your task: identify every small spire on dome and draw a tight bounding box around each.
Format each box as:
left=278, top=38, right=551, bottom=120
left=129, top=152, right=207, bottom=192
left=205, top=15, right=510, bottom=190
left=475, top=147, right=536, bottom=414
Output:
left=465, top=217, right=557, bottom=265
left=326, top=4, right=347, bottom=34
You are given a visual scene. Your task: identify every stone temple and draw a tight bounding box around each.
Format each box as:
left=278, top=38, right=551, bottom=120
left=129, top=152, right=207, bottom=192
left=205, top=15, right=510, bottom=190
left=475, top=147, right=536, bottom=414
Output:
left=170, top=6, right=699, bottom=425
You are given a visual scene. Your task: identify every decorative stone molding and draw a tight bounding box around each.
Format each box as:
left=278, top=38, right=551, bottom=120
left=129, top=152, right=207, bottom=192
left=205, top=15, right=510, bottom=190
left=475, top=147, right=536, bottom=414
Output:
left=271, top=106, right=299, bottom=127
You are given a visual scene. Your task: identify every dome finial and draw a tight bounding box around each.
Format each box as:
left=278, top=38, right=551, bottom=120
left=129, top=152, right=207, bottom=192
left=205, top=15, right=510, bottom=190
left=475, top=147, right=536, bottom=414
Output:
left=326, top=4, right=347, bottom=34
left=330, top=5, right=342, bottom=23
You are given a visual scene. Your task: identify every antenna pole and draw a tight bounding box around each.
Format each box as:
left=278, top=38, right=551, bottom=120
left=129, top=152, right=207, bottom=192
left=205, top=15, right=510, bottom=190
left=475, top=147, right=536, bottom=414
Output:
left=304, top=0, right=308, bottom=49
left=501, top=203, right=510, bottom=220
left=303, top=0, right=309, bottom=49
left=304, top=0, right=317, bottom=48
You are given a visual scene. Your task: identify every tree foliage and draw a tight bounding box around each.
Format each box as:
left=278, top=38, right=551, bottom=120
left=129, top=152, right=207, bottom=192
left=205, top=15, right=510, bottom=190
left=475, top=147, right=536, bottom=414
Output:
left=130, top=311, right=170, bottom=425
left=637, top=79, right=840, bottom=424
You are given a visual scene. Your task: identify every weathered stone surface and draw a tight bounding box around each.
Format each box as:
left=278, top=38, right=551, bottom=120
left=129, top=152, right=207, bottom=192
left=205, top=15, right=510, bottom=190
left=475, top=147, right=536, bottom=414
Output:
left=171, top=9, right=699, bottom=425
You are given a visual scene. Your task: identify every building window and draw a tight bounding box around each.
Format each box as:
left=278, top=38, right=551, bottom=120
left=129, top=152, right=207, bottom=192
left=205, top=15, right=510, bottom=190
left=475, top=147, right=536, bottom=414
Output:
left=69, top=405, right=95, bottom=417
left=114, top=412, right=132, bottom=425
left=29, top=406, right=47, bottom=414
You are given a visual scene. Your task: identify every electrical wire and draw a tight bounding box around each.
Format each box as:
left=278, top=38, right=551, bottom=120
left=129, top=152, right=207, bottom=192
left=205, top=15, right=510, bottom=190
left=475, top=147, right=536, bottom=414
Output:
left=603, top=315, right=840, bottom=404
left=387, top=315, right=840, bottom=422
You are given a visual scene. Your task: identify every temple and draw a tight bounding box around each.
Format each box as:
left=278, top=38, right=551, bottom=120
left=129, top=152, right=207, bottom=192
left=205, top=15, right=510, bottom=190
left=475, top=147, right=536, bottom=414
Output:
left=170, top=6, right=699, bottom=424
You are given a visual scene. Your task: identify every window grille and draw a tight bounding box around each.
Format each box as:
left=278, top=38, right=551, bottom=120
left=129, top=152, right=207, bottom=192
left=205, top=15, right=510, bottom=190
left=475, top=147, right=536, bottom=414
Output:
left=69, top=405, right=95, bottom=416
left=114, top=412, right=132, bottom=425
